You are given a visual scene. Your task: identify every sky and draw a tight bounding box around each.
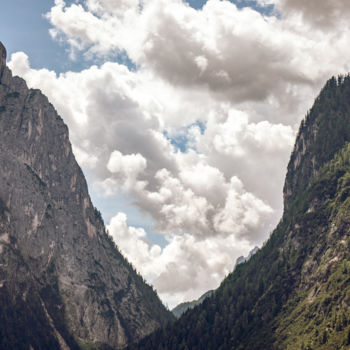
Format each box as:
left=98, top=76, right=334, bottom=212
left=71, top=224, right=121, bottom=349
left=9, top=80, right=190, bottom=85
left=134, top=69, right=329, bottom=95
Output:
left=2, top=0, right=350, bottom=308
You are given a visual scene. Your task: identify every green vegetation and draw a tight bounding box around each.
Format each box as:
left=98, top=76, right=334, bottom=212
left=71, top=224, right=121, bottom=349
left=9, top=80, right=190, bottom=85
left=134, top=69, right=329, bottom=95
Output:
left=0, top=249, right=81, bottom=350
left=128, top=76, right=350, bottom=350
left=0, top=287, right=61, bottom=350
left=274, top=141, right=350, bottom=349
left=77, top=339, right=114, bottom=350
left=172, top=291, right=214, bottom=318
left=102, top=229, right=175, bottom=336
left=286, top=75, right=350, bottom=208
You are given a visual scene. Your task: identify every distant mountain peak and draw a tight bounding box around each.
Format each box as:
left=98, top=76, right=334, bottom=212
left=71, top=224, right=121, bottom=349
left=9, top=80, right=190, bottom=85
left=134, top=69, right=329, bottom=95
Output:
left=234, top=246, right=259, bottom=268
left=171, top=290, right=214, bottom=319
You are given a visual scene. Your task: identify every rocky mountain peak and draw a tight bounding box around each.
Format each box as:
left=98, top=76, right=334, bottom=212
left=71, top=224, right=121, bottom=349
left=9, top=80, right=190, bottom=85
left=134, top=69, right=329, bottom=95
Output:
left=0, top=41, right=5, bottom=62
left=0, top=41, right=174, bottom=350
left=283, top=75, right=350, bottom=210
left=0, top=42, right=6, bottom=77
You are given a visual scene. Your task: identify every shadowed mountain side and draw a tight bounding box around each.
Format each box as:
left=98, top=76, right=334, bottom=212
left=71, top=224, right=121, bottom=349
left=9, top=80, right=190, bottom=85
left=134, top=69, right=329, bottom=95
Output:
left=171, top=290, right=214, bottom=319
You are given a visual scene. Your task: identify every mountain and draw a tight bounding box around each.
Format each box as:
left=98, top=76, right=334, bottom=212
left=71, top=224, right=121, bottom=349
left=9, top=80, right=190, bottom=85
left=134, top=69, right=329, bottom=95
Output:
left=172, top=247, right=259, bottom=319
left=0, top=41, right=174, bottom=350
left=234, top=246, right=259, bottom=268
left=171, top=290, right=214, bottom=319
left=129, top=76, right=350, bottom=350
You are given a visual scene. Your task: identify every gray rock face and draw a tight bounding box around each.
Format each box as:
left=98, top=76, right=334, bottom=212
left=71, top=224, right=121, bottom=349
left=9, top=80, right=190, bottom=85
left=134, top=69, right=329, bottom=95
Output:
left=234, top=246, right=259, bottom=268
left=0, top=42, right=173, bottom=350
left=283, top=116, right=319, bottom=211
left=283, top=76, right=350, bottom=211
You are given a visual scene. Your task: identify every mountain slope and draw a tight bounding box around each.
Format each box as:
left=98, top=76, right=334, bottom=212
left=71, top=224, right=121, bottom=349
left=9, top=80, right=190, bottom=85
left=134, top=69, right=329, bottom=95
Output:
left=129, top=76, right=350, bottom=350
left=0, top=41, right=174, bottom=350
left=171, top=290, right=214, bottom=319
left=171, top=247, right=258, bottom=319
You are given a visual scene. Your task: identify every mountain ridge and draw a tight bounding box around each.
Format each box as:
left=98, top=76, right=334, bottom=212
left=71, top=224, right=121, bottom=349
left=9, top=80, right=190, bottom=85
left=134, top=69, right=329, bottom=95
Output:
left=171, top=290, right=214, bottom=319
left=171, top=246, right=259, bottom=319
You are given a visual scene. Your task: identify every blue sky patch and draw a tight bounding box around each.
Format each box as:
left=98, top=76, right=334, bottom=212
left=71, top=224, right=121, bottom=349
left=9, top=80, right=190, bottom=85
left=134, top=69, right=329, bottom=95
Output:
left=164, top=120, right=206, bottom=153
left=186, top=0, right=274, bottom=15
left=85, top=171, right=169, bottom=248
left=1, top=0, right=274, bottom=74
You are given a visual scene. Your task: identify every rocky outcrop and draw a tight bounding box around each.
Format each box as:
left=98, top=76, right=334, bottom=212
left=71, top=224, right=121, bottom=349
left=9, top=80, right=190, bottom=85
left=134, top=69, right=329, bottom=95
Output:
left=283, top=76, right=350, bottom=210
left=0, top=41, right=174, bottom=350
left=234, top=246, right=259, bottom=268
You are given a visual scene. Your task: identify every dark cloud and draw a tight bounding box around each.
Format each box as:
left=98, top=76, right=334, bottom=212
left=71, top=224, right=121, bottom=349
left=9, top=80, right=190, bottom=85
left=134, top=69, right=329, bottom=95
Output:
left=279, top=0, right=350, bottom=27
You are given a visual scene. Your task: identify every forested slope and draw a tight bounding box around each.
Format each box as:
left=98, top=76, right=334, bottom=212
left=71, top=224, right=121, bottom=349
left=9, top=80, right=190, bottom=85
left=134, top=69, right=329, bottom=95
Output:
left=129, top=76, right=350, bottom=350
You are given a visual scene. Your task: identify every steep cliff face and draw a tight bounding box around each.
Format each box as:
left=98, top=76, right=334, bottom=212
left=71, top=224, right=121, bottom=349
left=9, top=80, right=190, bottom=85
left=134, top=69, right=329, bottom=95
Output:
left=130, top=76, right=350, bottom=350
left=0, top=42, right=173, bottom=350
left=283, top=76, right=350, bottom=210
